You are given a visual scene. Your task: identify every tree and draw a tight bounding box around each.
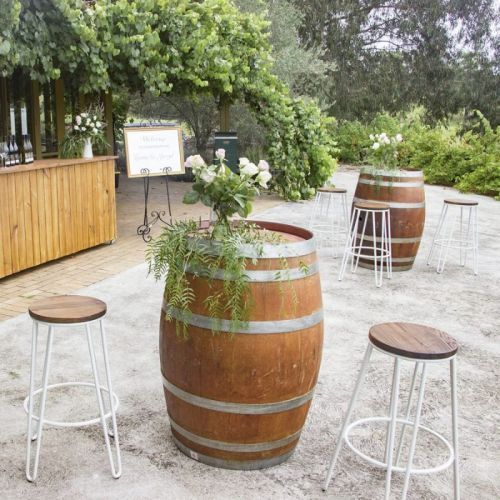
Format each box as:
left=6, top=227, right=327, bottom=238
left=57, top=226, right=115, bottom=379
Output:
left=0, top=0, right=337, bottom=199
left=292, top=0, right=499, bottom=122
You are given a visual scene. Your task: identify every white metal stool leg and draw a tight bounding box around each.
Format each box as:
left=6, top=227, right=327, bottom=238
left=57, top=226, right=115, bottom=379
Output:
left=353, top=209, right=369, bottom=273
left=323, top=344, right=374, bottom=491
left=472, top=207, right=479, bottom=275
left=86, top=323, right=122, bottom=479
left=338, top=207, right=360, bottom=281
left=384, top=357, right=401, bottom=500
left=371, top=211, right=381, bottom=287
left=99, top=319, right=122, bottom=475
left=395, top=362, right=420, bottom=466
left=427, top=203, right=448, bottom=265
left=385, top=210, right=393, bottom=279
left=401, top=363, right=428, bottom=498
left=26, top=325, right=54, bottom=482
left=450, top=358, right=460, bottom=500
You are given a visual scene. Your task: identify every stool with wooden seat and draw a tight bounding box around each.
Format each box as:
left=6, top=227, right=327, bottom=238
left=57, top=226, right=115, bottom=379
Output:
left=427, top=198, right=479, bottom=275
left=339, top=201, right=392, bottom=287
left=323, top=322, right=459, bottom=499
left=25, top=295, right=121, bottom=481
left=308, top=187, right=349, bottom=256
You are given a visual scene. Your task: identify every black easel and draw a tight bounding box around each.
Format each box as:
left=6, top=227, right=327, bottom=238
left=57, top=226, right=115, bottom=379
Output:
left=136, top=166, right=173, bottom=242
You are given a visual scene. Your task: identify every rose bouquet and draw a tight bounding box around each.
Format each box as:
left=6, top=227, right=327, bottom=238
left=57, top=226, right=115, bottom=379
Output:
left=183, top=148, right=272, bottom=235
left=367, top=132, right=403, bottom=171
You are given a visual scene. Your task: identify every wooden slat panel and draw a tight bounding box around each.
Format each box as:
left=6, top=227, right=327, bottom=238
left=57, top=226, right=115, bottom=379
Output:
left=0, top=173, right=12, bottom=276
left=0, top=157, right=117, bottom=278
left=6, top=174, right=20, bottom=274
left=15, top=172, right=29, bottom=270
left=49, top=166, right=61, bottom=259
left=29, top=170, right=42, bottom=266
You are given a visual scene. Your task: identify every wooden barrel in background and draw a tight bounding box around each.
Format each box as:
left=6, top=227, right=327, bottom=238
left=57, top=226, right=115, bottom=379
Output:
left=159, top=221, right=324, bottom=470
left=353, top=169, right=425, bottom=271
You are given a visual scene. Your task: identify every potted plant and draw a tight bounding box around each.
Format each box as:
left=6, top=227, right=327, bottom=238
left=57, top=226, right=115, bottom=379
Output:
left=147, top=149, right=324, bottom=470
left=60, top=105, right=107, bottom=159
left=354, top=132, right=425, bottom=271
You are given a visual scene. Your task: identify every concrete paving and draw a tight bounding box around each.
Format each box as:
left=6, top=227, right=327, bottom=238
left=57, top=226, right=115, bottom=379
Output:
left=1, top=170, right=499, bottom=499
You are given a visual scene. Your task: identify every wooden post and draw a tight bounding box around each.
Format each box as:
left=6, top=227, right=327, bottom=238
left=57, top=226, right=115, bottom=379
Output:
left=219, top=97, right=230, bottom=132
left=103, top=90, right=114, bottom=155
left=55, top=79, right=65, bottom=151
left=31, top=81, right=43, bottom=160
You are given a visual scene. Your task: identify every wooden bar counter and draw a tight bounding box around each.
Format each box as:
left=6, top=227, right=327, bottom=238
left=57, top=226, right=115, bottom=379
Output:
left=0, top=156, right=117, bottom=279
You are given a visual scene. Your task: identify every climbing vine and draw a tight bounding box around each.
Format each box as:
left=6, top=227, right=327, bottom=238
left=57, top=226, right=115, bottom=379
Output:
left=0, top=0, right=337, bottom=199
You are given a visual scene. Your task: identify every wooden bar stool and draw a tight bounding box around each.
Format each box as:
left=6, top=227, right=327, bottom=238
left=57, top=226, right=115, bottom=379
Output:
left=25, top=295, right=121, bottom=481
left=427, top=198, right=479, bottom=275
left=339, top=201, right=392, bottom=287
left=308, top=187, right=350, bottom=256
left=323, top=322, right=459, bottom=499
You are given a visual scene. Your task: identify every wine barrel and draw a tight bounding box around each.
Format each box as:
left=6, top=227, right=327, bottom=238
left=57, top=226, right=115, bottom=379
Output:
left=353, top=169, right=425, bottom=271
left=160, top=221, right=323, bottom=470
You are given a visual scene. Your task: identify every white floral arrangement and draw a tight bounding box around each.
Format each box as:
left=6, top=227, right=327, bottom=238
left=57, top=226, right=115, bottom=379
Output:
left=183, top=148, right=272, bottom=226
left=72, top=107, right=105, bottom=140
left=368, top=132, right=403, bottom=170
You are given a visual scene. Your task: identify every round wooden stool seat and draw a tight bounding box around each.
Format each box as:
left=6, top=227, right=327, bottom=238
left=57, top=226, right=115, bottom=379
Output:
left=317, top=187, right=347, bottom=194
left=444, top=198, right=478, bottom=206
left=369, top=322, right=458, bottom=360
left=29, top=295, right=107, bottom=324
left=354, top=201, right=389, bottom=211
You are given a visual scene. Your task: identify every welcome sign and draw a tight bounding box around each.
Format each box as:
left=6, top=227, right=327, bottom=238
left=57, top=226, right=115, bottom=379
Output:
left=124, top=126, right=185, bottom=177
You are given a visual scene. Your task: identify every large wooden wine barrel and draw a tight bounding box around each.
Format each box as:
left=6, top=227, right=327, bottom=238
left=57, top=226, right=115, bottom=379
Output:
left=353, top=169, right=425, bottom=271
left=160, top=221, right=323, bottom=470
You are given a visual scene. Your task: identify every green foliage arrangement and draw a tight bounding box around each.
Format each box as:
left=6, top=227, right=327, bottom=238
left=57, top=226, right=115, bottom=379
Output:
left=146, top=149, right=297, bottom=336
left=0, top=0, right=336, bottom=201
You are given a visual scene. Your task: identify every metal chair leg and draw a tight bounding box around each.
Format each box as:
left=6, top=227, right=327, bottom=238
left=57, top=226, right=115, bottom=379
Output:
left=401, top=363, right=428, bottom=499
left=427, top=204, right=447, bottom=265
left=26, top=325, right=54, bottom=482
left=323, top=344, right=374, bottom=491
left=450, top=358, right=460, bottom=499
left=384, top=357, right=401, bottom=500
left=395, top=362, right=420, bottom=466
left=86, top=323, right=122, bottom=479
left=98, top=320, right=122, bottom=477
left=339, top=207, right=359, bottom=281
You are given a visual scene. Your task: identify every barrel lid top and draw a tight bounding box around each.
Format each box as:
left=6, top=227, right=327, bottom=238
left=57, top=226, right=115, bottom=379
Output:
left=444, top=198, right=478, bottom=206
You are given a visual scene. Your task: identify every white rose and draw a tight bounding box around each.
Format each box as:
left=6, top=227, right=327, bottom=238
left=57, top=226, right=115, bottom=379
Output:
left=215, top=148, right=225, bottom=160
left=240, top=162, right=259, bottom=177
left=383, top=136, right=390, bottom=145
left=93, top=115, right=97, bottom=121
left=81, top=112, right=88, bottom=118
left=93, top=128, right=98, bottom=134
left=74, top=125, right=79, bottom=130
left=239, top=157, right=250, bottom=166
left=257, top=159, right=270, bottom=171
left=86, top=118, right=90, bottom=125
left=185, top=154, right=206, bottom=172
left=256, top=170, right=272, bottom=188
left=96, top=121, right=102, bottom=128
left=81, top=126, right=86, bottom=131
left=372, top=142, right=380, bottom=150
left=89, top=122, right=95, bottom=128
left=396, top=133, right=403, bottom=142
left=369, top=134, right=374, bottom=141
left=75, top=115, right=82, bottom=125
left=200, top=169, right=216, bottom=184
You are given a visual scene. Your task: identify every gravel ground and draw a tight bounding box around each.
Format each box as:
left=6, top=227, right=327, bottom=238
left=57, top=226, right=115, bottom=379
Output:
left=1, top=170, right=499, bottom=499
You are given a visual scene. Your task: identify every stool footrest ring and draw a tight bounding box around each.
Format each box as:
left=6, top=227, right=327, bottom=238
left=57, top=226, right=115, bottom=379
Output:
left=24, top=382, right=119, bottom=428
left=344, top=416, right=454, bottom=475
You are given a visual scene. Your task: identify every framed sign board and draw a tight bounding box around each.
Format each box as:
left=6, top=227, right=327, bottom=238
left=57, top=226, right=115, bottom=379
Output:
left=124, top=126, right=185, bottom=178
